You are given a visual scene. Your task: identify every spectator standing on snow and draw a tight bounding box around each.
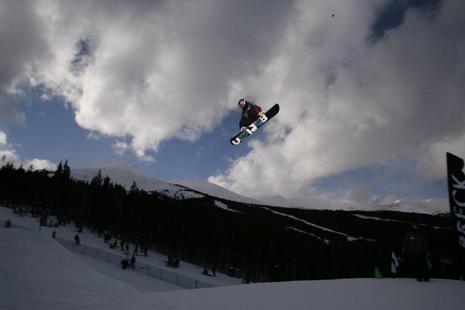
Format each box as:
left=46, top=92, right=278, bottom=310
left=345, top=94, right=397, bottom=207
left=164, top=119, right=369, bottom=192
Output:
left=402, top=227, right=430, bottom=281
left=4, top=219, right=12, bottom=228
left=121, top=254, right=129, bottom=270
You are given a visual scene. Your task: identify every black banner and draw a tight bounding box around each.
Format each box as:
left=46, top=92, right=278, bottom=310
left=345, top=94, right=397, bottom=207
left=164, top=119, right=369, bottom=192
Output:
left=446, top=152, right=465, bottom=250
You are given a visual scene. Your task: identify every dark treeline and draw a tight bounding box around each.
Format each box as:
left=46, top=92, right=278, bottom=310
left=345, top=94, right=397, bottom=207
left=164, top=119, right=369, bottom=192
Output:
left=0, top=161, right=461, bottom=282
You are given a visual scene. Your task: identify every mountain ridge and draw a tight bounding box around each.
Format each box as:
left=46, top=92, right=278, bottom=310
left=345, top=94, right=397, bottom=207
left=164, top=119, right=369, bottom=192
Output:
left=71, top=163, right=448, bottom=214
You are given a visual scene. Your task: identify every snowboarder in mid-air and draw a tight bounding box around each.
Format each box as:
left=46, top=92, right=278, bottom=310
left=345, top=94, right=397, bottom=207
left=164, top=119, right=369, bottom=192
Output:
left=230, top=98, right=280, bottom=145
left=238, top=99, right=264, bottom=130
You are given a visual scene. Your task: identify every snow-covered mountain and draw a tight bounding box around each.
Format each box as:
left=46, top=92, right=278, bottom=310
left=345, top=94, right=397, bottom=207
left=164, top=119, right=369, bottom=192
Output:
left=372, top=198, right=449, bottom=214
left=258, top=195, right=450, bottom=215
left=72, top=163, right=204, bottom=199
left=174, top=179, right=263, bottom=204
left=72, top=163, right=262, bottom=203
left=71, top=163, right=448, bottom=214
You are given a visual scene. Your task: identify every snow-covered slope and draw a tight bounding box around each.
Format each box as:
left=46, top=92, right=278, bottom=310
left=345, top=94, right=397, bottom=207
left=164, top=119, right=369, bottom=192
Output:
left=0, top=226, right=139, bottom=309
left=175, top=179, right=263, bottom=204
left=129, top=278, right=465, bottom=310
left=2, top=222, right=465, bottom=310
left=0, top=205, right=242, bottom=292
left=72, top=163, right=204, bottom=199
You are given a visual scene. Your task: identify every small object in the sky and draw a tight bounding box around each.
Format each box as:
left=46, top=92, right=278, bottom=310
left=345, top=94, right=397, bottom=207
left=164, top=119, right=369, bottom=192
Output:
left=331, top=13, right=335, bottom=18
left=230, top=104, right=280, bottom=145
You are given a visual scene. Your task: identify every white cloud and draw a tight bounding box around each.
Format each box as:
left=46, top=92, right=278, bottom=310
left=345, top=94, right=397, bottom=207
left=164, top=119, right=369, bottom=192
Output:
left=24, top=158, right=57, bottom=171
left=0, top=131, right=6, bottom=145
left=417, top=134, right=465, bottom=181
left=0, top=130, right=55, bottom=170
left=112, top=141, right=130, bottom=156
left=0, top=131, right=20, bottom=165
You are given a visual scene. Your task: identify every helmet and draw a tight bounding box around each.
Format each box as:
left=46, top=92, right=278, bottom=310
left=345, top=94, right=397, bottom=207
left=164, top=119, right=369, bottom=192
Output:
left=238, top=98, right=245, bottom=106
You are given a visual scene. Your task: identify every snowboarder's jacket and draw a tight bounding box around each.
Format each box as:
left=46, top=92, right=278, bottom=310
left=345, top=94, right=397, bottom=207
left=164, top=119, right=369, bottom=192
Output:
left=239, top=101, right=262, bottom=128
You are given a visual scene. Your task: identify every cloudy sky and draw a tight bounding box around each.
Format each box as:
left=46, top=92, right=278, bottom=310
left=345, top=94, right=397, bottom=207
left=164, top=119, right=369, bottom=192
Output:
left=1, top=0, right=464, bottom=210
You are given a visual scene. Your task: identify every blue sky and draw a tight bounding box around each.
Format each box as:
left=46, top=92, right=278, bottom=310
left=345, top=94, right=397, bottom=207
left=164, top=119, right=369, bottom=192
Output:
left=1, top=0, right=464, bottom=210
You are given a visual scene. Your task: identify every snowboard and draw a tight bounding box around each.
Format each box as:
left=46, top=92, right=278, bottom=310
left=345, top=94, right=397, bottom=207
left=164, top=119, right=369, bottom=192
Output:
left=230, top=104, right=280, bottom=145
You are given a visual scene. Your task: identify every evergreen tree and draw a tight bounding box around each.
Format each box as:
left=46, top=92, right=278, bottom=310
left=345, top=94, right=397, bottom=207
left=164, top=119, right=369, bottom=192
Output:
left=63, top=160, right=71, bottom=180
left=91, top=170, right=103, bottom=187
left=103, top=176, right=111, bottom=188
left=55, top=161, right=63, bottom=177
left=130, top=181, right=139, bottom=193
